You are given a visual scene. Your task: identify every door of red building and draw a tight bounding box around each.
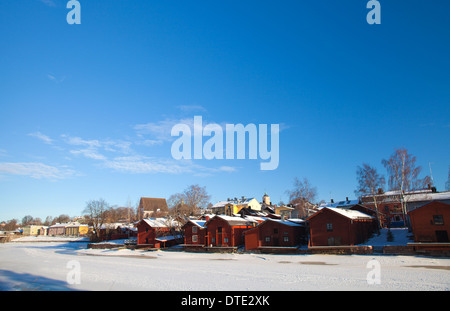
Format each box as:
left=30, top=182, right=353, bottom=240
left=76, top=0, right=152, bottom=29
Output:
left=436, top=230, right=449, bottom=242
left=217, top=227, right=223, bottom=246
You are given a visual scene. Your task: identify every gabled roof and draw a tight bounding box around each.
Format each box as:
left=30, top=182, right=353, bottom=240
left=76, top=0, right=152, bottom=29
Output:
left=211, top=201, right=229, bottom=209
left=405, top=191, right=450, bottom=203
left=140, top=218, right=180, bottom=228
left=139, top=197, right=168, bottom=212
left=49, top=222, right=78, bottom=228
left=409, top=200, right=450, bottom=215
left=319, top=199, right=359, bottom=209
left=307, top=207, right=374, bottom=221
left=263, top=218, right=305, bottom=227
left=206, top=215, right=259, bottom=227
left=362, top=189, right=450, bottom=203
left=155, top=235, right=183, bottom=242
left=183, top=219, right=207, bottom=228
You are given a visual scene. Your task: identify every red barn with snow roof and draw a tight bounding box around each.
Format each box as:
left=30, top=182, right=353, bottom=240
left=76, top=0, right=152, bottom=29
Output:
left=182, top=219, right=207, bottom=247
left=306, top=207, right=375, bottom=246
left=244, top=219, right=307, bottom=250
left=137, top=218, right=179, bottom=248
left=204, top=215, right=258, bottom=247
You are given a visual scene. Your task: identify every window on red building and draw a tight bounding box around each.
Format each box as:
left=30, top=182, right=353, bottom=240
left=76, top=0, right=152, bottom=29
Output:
left=433, top=215, right=444, bottom=225
left=326, top=223, right=333, bottom=232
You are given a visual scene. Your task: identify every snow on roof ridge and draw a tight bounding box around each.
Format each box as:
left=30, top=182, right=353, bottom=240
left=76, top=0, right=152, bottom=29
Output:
left=324, top=207, right=374, bottom=220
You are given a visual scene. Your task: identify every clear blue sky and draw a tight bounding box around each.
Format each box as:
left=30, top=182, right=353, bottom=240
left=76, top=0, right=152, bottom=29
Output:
left=1, top=0, right=449, bottom=221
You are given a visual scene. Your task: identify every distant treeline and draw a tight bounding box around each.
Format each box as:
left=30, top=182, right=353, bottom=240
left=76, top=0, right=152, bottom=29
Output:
left=1, top=206, right=138, bottom=231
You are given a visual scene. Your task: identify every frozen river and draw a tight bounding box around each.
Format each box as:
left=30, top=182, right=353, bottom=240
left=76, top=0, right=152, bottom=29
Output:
left=0, top=241, right=449, bottom=291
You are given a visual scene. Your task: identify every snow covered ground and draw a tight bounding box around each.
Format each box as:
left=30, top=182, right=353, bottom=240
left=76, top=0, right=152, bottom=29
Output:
left=10, top=236, right=90, bottom=242
left=362, top=228, right=412, bottom=246
left=0, top=241, right=449, bottom=291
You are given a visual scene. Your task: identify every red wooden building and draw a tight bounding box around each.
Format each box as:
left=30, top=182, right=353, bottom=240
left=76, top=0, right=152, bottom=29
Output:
left=244, top=219, right=307, bottom=250
left=182, top=219, right=207, bottom=247
left=409, top=201, right=450, bottom=242
left=306, top=207, right=375, bottom=246
left=204, top=215, right=258, bottom=247
left=349, top=204, right=380, bottom=231
left=136, top=218, right=181, bottom=248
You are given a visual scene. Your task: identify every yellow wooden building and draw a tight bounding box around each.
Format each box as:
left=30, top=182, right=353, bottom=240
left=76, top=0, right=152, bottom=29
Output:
left=223, top=197, right=262, bottom=216
left=64, top=223, right=89, bottom=236
left=22, top=225, right=48, bottom=236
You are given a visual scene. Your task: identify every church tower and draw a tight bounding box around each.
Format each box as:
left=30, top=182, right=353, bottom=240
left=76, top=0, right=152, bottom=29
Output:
left=262, top=192, right=270, bottom=205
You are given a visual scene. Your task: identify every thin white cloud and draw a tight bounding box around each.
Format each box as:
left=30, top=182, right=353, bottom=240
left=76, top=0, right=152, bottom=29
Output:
left=61, top=135, right=132, bottom=155
left=100, top=155, right=237, bottom=176
left=134, top=119, right=182, bottom=143
left=134, top=139, right=163, bottom=147
left=103, top=156, right=190, bottom=175
left=62, top=135, right=101, bottom=148
left=70, top=149, right=107, bottom=161
left=29, top=124, right=239, bottom=177
left=217, top=166, right=237, bottom=173
left=28, top=132, right=54, bottom=145
left=134, top=117, right=205, bottom=144
left=102, top=140, right=132, bottom=154
left=47, top=73, right=66, bottom=83
left=0, top=162, right=77, bottom=180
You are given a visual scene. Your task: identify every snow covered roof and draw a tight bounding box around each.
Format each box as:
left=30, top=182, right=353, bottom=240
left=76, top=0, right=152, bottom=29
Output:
left=66, top=223, right=88, bottom=228
left=404, top=191, right=450, bottom=203
left=141, top=218, right=180, bottom=228
left=362, top=189, right=450, bottom=205
left=212, top=201, right=230, bottom=208
left=155, top=235, right=183, bottom=242
left=208, top=215, right=259, bottom=226
left=186, top=219, right=207, bottom=228
left=285, top=219, right=306, bottom=225
left=50, top=222, right=79, bottom=228
left=325, top=207, right=374, bottom=220
left=265, top=219, right=305, bottom=227
left=320, top=199, right=359, bottom=209
left=307, top=207, right=373, bottom=221
left=239, top=215, right=267, bottom=223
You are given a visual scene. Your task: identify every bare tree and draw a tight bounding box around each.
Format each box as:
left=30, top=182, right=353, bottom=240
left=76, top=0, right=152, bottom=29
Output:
left=44, top=216, right=53, bottom=226
left=184, top=184, right=211, bottom=214
left=286, top=177, right=318, bottom=218
left=105, top=205, right=137, bottom=223
left=83, top=199, right=110, bottom=241
left=21, top=215, right=33, bottom=226
left=168, top=185, right=211, bottom=216
left=382, top=148, right=432, bottom=226
left=32, top=217, right=43, bottom=225
left=55, top=214, right=71, bottom=224
left=355, top=163, right=385, bottom=229
left=3, top=219, right=18, bottom=231
left=168, top=193, right=189, bottom=216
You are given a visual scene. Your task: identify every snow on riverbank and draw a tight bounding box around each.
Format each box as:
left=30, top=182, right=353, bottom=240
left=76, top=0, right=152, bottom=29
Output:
left=0, top=242, right=449, bottom=291
left=11, top=236, right=90, bottom=242
left=362, top=228, right=412, bottom=246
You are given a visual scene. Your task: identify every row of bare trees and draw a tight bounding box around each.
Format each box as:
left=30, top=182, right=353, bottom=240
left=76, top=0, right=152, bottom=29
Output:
left=355, top=148, right=433, bottom=226
left=286, top=148, right=436, bottom=225
left=81, top=185, right=212, bottom=241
